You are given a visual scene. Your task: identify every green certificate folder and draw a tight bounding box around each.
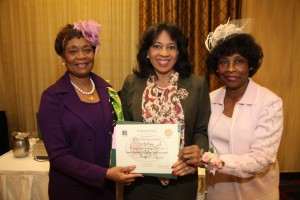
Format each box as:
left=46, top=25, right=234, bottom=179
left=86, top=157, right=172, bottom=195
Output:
left=111, top=121, right=181, bottom=179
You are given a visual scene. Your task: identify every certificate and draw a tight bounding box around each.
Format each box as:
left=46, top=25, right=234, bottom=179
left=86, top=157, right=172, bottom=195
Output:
left=115, top=122, right=180, bottom=177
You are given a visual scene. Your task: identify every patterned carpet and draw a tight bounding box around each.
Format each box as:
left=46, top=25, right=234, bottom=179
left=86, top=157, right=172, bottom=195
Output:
left=280, top=172, right=300, bottom=200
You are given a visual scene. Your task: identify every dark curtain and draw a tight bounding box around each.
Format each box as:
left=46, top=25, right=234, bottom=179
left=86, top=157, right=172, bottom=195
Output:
left=0, top=111, right=9, bottom=155
left=139, top=0, right=242, bottom=91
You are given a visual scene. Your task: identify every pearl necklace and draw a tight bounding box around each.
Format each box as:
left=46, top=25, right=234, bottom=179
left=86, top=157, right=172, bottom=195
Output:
left=70, top=78, right=95, bottom=101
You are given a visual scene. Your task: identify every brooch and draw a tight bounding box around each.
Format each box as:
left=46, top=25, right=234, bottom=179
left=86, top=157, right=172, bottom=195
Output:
left=177, top=88, right=189, bottom=100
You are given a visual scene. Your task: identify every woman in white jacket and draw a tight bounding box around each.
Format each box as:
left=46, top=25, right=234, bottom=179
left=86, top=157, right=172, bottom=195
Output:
left=205, top=19, right=283, bottom=200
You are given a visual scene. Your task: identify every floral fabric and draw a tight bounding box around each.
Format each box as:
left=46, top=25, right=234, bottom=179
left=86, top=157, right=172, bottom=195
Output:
left=141, top=71, right=185, bottom=149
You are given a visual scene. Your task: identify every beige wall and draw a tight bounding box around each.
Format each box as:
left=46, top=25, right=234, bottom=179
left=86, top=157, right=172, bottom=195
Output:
left=0, top=0, right=138, bottom=137
left=242, top=0, right=300, bottom=171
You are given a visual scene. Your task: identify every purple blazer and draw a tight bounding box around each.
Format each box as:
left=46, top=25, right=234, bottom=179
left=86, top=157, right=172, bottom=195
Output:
left=39, top=72, right=116, bottom=200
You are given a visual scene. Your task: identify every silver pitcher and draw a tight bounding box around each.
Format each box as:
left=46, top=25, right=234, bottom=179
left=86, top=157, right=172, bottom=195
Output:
left=12, top=132, right=30, bottom=158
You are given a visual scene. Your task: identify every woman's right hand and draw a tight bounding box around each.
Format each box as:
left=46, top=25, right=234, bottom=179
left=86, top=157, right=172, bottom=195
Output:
left=106, top=165, right=143, bottom=185
left=178, top=145, right=203, bottom=167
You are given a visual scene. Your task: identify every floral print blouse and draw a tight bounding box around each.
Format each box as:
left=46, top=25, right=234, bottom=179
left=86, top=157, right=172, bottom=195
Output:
left=141, top=71, right=185, bottom=149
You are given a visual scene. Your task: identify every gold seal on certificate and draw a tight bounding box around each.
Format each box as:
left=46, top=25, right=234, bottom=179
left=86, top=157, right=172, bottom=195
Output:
left=115, top=122, right=180, bottom=176
left=164, top=129, right=173, bottom=136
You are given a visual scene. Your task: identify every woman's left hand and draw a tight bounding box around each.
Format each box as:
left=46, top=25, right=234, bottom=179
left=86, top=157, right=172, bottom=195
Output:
left=106, top=165, right=143, bottom=184
left=178, top=145, right=202, bottom=167
left=172, top=159, right=197, bottom=176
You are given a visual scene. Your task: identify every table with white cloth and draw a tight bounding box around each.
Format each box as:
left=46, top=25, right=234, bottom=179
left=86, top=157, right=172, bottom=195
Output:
left=0, top=150, right=49, bottom=200
left=0, top=150, right=206, bottom=200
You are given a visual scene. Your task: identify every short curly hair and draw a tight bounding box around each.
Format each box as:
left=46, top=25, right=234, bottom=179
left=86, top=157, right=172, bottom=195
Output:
left=134, top=22, right=193, bottom=78
left=206, top=34, right=263, bottom=77
left=54, top=24, right=96, bottom=56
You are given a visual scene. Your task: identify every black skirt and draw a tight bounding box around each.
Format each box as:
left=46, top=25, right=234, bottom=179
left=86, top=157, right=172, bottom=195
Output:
left=124, top=174, right=198, bottom=200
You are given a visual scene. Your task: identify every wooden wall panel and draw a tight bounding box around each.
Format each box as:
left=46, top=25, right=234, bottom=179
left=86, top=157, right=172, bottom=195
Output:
left=242, top=0, right=300, bottom=171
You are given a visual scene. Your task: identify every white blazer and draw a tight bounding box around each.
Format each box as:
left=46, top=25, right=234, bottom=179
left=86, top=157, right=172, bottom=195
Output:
left=207, top=78, right=283, bottom=200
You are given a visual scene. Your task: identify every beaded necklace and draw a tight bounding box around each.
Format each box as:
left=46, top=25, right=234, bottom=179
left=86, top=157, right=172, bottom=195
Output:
left=70, top=78, right=95, bottom=101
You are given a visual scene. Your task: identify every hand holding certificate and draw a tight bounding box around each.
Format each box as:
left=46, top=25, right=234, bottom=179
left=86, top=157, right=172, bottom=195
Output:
left=114, top=122, right=180, bottom=178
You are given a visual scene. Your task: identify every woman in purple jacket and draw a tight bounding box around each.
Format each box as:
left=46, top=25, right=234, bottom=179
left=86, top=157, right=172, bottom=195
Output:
left=205, top=19, right=283, bottom=200
left=39, top=20, right=142, bottom=200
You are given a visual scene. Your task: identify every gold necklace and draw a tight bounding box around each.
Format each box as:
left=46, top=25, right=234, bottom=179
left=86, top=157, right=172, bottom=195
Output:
left=88, top=95, right=94, bottom=101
